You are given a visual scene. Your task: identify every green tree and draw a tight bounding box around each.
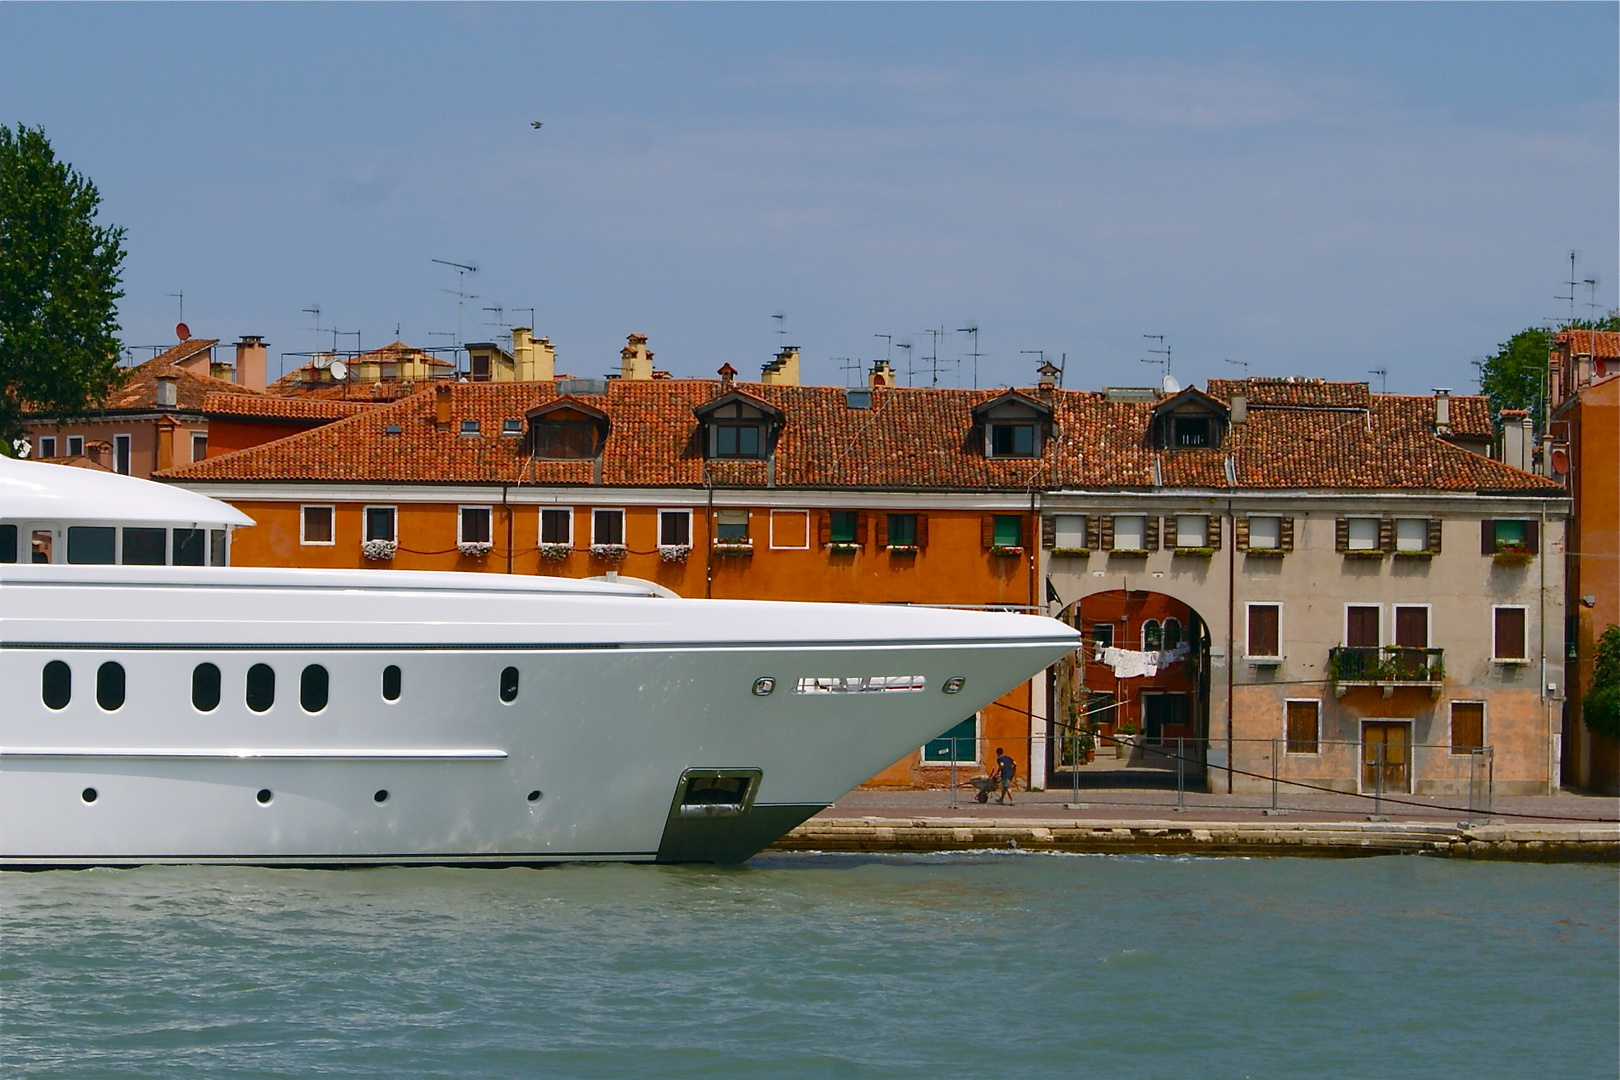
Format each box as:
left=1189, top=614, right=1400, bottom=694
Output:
left=1585, top=625, right=1620, bottom=743
left=1477, top=326, right=1551, bottom=430
left=0, top=124, right=126, bottom=448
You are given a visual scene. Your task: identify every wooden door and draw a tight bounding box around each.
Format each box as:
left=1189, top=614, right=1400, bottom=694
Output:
left=1362, top=723, right=1410, bottom=793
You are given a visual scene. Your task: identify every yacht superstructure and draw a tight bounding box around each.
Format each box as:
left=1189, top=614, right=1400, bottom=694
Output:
left=1, top=458, right=1078, bottom=866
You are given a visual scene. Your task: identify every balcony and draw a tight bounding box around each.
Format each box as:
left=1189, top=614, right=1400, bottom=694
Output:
left=1328, top=646, right=1444, bottom=698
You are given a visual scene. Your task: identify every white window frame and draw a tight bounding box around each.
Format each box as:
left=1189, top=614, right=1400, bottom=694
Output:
left=66, top=435, right=84, bottom=457
left=1245, top=601, right=1282, bottom=661
left=715, top=508, right=750, bottom=542
left=300, top=504, right=336, bottom=546
left=458, top=505, right=494, bottom=546
left=538, top=506, right=574, bottom=546
left=190, top=432, right=207, bottom=463
left=500, top=418, right=523, bottom=437
left=38, top=435, right=57, bottom=458
left=1343, top=603, right=1382, bottom=647
left=1053, top=514, right=1087, bottom=549
left=590, top=507, right=626, bottom=546
left=1112, top=514, right=1147, bottom=551
left=769, top=509, right=811, bottom=550
left=1394, top=517, right=1427, bottom=552
left=1449, top=700, right=1487, bottom=753
left=658, top=508, right=692, bottom=547
left=363, top=505, right=397, bottom=543
left=1283, top=698, right=1322, bottom=756
left=1247, top=514, right=1282, bottom=550
left=1491, top=605, right=1529, bottom=663
left=113, top=433, right=132, bottom=475
left=1392, top=603, right=1432, bottom=649
left=1346, top=516, right=1380, bottom=550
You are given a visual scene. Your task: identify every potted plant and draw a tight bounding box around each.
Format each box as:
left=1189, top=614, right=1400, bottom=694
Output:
left=1493, top=544, right=1533, bottom=568
left=658, top=543, right=691, bottom=563
left=1114, top=722, right=1140, bottom=759
left=989, top=544, right=1024, bottom=558
left=457, top=541, right=493, bottom=559
left=827, top=541, right=861, bottom=553
left=714, top=538, right=754, bottom=555
left=361, top=538, right=397, bottom=561
left=539, top=543, right=572, bottom=562
left=589, top=542, right=628, bottom=562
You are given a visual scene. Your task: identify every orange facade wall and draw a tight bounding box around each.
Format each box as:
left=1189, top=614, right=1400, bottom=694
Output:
left=204, top=419, right=329, bottom=459
left=1566, top=379, right=1620, bottom=791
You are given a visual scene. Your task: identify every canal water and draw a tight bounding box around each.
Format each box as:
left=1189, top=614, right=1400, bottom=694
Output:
left=2, top=854, right=1615, bottom=1078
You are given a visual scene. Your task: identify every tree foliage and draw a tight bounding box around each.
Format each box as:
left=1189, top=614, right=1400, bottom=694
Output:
left=1584, top=624, right=1620, bottom=743
left=0, top=124, right=125, bottom=447
left=1477, top=326, right=1551, bottom=430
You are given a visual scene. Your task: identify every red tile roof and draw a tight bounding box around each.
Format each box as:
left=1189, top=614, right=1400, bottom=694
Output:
left=1554, top=329, right=1620, bottom=358
left=26, top=350, right=264, bottom=416
left=202, top=393, right=369, bottom=422
left=160, top=378, right=1559, bottom=494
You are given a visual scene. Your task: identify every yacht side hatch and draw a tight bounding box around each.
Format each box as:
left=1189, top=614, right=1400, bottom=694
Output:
left=657, top=767, right=820, bottom=864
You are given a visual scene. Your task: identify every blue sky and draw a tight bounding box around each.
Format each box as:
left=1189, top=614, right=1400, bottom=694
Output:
left=4, top=3, right=1615, bottom=393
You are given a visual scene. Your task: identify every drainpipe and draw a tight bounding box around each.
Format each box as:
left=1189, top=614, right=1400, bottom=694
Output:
left=1226, top=497, right=1236, bottom=793
left=1542, top=505, right=1552, bottom=793
left=704, top=484, right=715, bottom=599
left=503, top=484, right=513, bottom=575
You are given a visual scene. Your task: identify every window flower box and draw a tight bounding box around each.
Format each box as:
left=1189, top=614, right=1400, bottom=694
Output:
left=658, top=544, right=691, bottom=563
left=1172, top=546, right=1215, bottom=558
left=457, top=541, right=493, bottom=559
left=713, top=540, right=754, bottom=556
left=1393, top=549, right=1435, bottom=560
left=361, top=538, right=397, bottom=561
left=826, top=541, right=861, bottom=553
left=1050, top=547, right=1090, bottom=558
left=589, top=543, right=628, bottom=562
left=886, top=544, right=919, bottom=555
left=1493, top=546, right=1533, bottom=568
left=989, top=544, right=1024, bottom=557
left=1342, top=549, right=1386, bottom=559
left=1244, top=547, right=1285, bottom=558
left=1109, top=548, right=1149, bottom=557
left=539, top=543, right=572, bottom=562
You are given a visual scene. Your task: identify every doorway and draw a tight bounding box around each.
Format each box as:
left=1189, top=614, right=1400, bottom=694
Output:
left=1361, top=721, right=1411, bottom=794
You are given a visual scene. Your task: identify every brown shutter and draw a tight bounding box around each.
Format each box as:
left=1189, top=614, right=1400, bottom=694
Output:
left=1524, top=519, right=1539, bottom=554
left=855, top=511, right=868, bottom=548
left=818, top=511, right=831, bottom=548
left=876, top=513, right=889, bottom=549
left=1378, top=518, right=1395, bottom=553
left=1162, top=515, right=1178, bottom=548
left=1086, top=516, right=1100, bottom=550
left=1481, top=519, right=1495, bottom=554
left=981, top=515, right=996, bottom=550
left=1426, top=518, right=1442, bottom=554
left=915, top=514, right=929, bottom=550
left=1207, top=515, right=1222, bottom=550
left=1041, top=515, right=1057, bottom=549
left=1235, top=516, right=1250, bottom=551
left=1280, top=517, right=1295, bottom=552
left=1099, top=516, right=1114, bottom=550
left=1335, top=517, right=1349, bottom=552
left=1145, top=516, right=1160, bottom=551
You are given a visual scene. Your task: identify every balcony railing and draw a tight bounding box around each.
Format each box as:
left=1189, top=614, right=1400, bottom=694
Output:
left=1328, top=646, right=1445, bottom=697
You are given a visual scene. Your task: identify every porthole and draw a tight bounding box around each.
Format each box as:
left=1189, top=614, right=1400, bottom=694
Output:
left=81, top=787, right=98, bottom=804
left=942, top=676, right=966, bottom=695
left=499, top=666, right=519, bottom=703
left=751, top=677, right=776, bottom=697
left=300, top=664, right=329, bottom=713
left=246, top=664, right=275, bottom=713
left=96, top=662, right=126, bottom=711
left=192, top=663, right=221, bottom=712
left=382, top=664, right=402, bottom=702
left=526, top=790, right=543, bottom=803
left=42, top=660, right=71, bottom=710
left=256, top=788, right=273, bottom=805
left=373, top=789, right=389, bottom=804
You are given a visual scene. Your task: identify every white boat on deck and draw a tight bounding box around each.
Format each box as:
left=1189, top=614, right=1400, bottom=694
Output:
left=0, top=458, right=1078, bottom=866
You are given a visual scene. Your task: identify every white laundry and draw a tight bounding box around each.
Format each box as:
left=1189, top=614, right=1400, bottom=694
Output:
left=1098, top=642, right=1190, bottom=679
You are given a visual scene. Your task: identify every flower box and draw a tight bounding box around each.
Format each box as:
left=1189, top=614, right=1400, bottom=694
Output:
left=1050, top=547, right=1090, bottom=558
left=658, top=544, right=691, bottom=563
left=1109, top=548, right=1149, bottom=557
left=1393, top=550, right=1435, bottom=559
left=1172, top=546, right=1215, bottom=558
left=1244, top=547, right=1285, bottom=558
left=1493, top=546, right=1533, bottom=568
left=589, top=543, right=628, bottom=562
left=361, top=539, right=397, bottom=561
left=1342, top=549, right=1386, bottom=559
left=826, top=541, right=861, bottom=553
left=457, top=541, right=493, bottom=559
left=539, top=543, right=572, bottom=562
left=989, top=545, right=1024, bottom=557
left=886, top=544, right=919, bottom=555
left=713, top=541, right=754, bottom=556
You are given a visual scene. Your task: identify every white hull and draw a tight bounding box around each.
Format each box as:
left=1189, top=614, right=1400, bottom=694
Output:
left=2, top=566, right=1077, bottom=866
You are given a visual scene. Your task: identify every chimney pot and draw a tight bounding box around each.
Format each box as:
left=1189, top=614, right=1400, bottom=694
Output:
left=434, top=383, right=453, bottom=428
left=869, top=361, right=896, bottom=388
left=1432, top=387, right=1451, bottom=433
left=718, top=363, right=737, bottom=387
left=1230, top=392, right=1247, bottom=424
left=155, top=373, right=178, bottom=409
left=235, top=336, right=268, bottom=393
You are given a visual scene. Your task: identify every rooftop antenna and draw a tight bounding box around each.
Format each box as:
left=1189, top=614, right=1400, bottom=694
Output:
left=1555, top=251, right=1578, bottom=324
left=1224, top=358, right=1249, bottom=381
left=773, top=311, right=787, bottom=351
left=1468, top=359, right=1484, bottom=392
left=921, top=327, right=947, bottom=387
left=834, top=357, right=861, bottom=387
left=433, top=258, right=479, bottom=346
left=874, top=333, right=893, bottom=367
left=1057, top=352, right=1067, bottom=389
left=1020, top=349, right=1046, bottom=383
left=895, top=341, right=914, bottom=386
left=1369, top=367, right=1388, bottom=393
left=1141, top=334, right=1170, bottom=378
left=166, top=291, right=184, bottom=324
left=1584, top=277, right=1602, bottom=320
left=302, top=306, right=322, bottom=356
left=514, top=307, right=536, bottom=329
left=482, top=305, right=511, bottom=347
left=957, top=324, right=981, bottom=389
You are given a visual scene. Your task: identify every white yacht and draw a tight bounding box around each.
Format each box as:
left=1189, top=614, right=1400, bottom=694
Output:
left=1, top=458, right=1078, bottom=867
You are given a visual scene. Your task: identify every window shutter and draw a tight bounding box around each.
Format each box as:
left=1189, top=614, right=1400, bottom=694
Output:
left=855, top=512, right=868, bottom=548
left=1099, top=516, right=1114, bottom=550
left=817, top=511, right=831, bottom=548
left=1335, top=517, right=1349, bottom=553
left=1524, top=519, right=1539, bottom=554
left=1086, top=516, right=1100, bottom=550
left=1378, top=518, right=1395, bottom=553
left=1041, top=515, right=1057, bottom=549
left=1144, top=516, right=1160, bottom=551
left=1481, top=519, right=1495, bottom=555
left=1235, top=516, right=1250, bottom=551
left=981, top=515, right=997, bottom=550
left=1280, top=517, right=1295, bottom=552
left=1207, top=515, right=1222, bottom=550
left=915, top=514, right=929, bottom=550
left=1426, top=518, right=1442, bottom=554
left=876, top=514, right=889, bottom=548
left=1162, top=515, right=1178, bottom=548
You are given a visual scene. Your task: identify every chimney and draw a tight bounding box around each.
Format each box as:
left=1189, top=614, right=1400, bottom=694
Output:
left=760, top=346, right=800, bottom=387
left=1498, top=409, right=1532, bottom=470
left=1036, top=360, right=1061, bottom=399
left=869, top=361, right=896, bottom=388
left=235, top=336, right=267, bottom=393
left=434, top=383, right=453, bottom=430
left=511, top=327, right=556, bottom=383
left=718, top=363, right=737, bottom=388
left=1432, top=388, right=1451, bottom=434
left=155, top=373, right=178, bottom=409
left=620, top=333, right=654, bottom=381
left=1230, top=392, right=1247, bottom=424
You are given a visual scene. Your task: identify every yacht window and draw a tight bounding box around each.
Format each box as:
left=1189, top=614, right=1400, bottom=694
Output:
left=300, top=665, right=329, bottom=713
left=382, top=665, right=402, bottom=702
left=96, top=662, right=125, bottom=711
left=246, top=664, right=275, bottom=713
left=192, top=663, right=221, bottom=712
left=499, top=666, right=520, bottom=703
left=122, top=527, right=167, bottom=566
left=210, top=530, right=228, bottom=566
left=67, top=526, right=116, bottom=564
left=173, top=528, right=206, bottom=566
left=0, top=524, right=16, bottom=563
left=31, top=529, right=53, bottom=563
left=42, top=660, right=71, bottom=710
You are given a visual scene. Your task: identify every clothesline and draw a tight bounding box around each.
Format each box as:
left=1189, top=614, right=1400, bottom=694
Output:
left=1097, top=642, right=1190, bottom=678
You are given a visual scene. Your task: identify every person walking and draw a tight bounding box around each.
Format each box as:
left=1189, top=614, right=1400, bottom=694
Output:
left=994, top=747, right=1016, bottom=805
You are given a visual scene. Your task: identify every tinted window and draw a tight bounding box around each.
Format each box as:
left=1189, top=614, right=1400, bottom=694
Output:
left=300, top=665, right=329, bottom=713
left=96, top=662, right=126, bottom=710
left=42, top=660, right=71, bottom=709
left=0, top=523, right=16, bottom=563
left=67, top=526, right=116, bottom=564
left=122, top=527, right=166, bottom=565
left=193, top=663, right=221, bottom=711
left=173, top=528, right=206, bottom=566
left=246, top=664, right=275, bottom=712
left=210, top=529, right=227, bottom=566
left=499, top=666, right=519, bottom=703
left=382, top=664, right=402, bottom=702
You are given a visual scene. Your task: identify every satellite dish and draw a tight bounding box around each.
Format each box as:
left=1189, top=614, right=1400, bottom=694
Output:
left=1551, top=447, right=1569, bottom=475
left=1161, top=374, right=1181, bottom=394
left=329, top=360, right=350, bottom=381
left=176, top=322, right=191, bottom=341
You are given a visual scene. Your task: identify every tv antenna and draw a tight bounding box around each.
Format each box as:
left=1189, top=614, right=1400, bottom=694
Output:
left=514, top=307, right=536, bottom=330
left=433, top=259, right=479, bottom=345
left=1224, top=358, right=1249, bottom=380
left=1141, top=334, right=1170, bottom=379
left=1555, top=251, right=1579, bottom=323
left=895, top=341, right=914, bottom=386
left=920, top=327, right=950, bottom=387
left=1020, top=349, right=1046, bottom=378
left=1369, top=367, right=1388, bottom=393
left=773, top=312, right=787, bottom=349
left=1584, top=277, right=1602, bottom=320
left=874, top=334, right=893, bottom=366
left=957, top=324, right=982, bottom=389
left=834, top=357, right=861, bottom=387
left=166, top=292, right=184, bottom=323
left=302, top=306, right=322, bottom=355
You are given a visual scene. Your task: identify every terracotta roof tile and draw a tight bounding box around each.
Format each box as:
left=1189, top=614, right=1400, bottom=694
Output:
left=201, top=393, right=370, bottom=421
left=1554, top=329, right=1620, bottom=358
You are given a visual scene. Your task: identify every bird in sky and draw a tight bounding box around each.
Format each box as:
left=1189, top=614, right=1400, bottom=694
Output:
left=530, top=121, right=543, bottom=129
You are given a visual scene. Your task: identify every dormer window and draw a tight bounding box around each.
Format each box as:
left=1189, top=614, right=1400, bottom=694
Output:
left=695, top=392, right=782, bottom=461
left=526, top=400, right=610, bottom=460
left=1150, top=387, right=1230, bottom=451
left=716, top=421, right=762, bottom=458
left=990, top=423, right=1037, bottom=457
left=971, top=391, right=1053, bottom=459
left=1173, top=416, right=1210, bottom=447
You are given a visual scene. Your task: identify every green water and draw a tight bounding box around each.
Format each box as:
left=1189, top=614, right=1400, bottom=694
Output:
left=2, top=854, right=1615, bottom=1078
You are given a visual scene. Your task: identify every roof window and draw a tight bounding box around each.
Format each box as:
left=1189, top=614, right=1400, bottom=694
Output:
left=844, top=388, right=872, bottom=410
left=460, top=419, right=481, bottom=437
left=971, top=391, right=1052, bottom=459
left=695, top=392, right=783, bottom=461
left=501, top=418, right=523, bottom=435
left=384, top=424, right=402, bottom=436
